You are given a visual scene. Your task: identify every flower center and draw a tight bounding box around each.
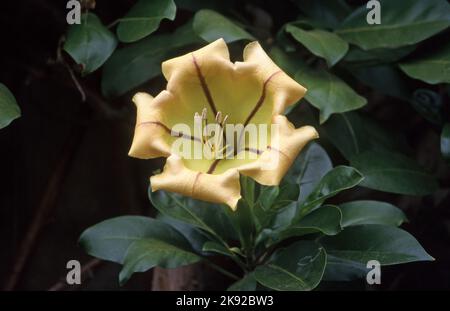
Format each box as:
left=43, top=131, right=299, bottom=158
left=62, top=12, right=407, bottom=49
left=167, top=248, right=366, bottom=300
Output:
left=194, top=108, right=230, bottom=159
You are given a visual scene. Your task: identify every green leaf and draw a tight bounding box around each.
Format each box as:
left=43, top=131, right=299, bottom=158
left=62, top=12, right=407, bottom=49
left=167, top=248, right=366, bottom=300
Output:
left=343, top=45, right=416, bottom=65
left=441, top=123, right=450, bottom=163
left=295, top=67, right=367, bottom=123
left=63, top=13, right=117, bottom=75
left=286, top=25, right=348, bottom=67
left=291, top=0, right=351, bottom=29
left=0, top=83, right=20, bottom=129
left=350, top=150, right=438, bottom=195
left=284, top=142, right=333, bottom=203
left=349, top=65, right=411, bottom=101
left=102, top=22, right=202, bottom=97
left=148, top=185, right=237, bottom=242
left=323, top=255, right=368, bottom=281
left=227, top=273, right=258, bottom=291
left=254, top=241, right=326, bottom=291
left=280, top=205, right=342, bottom=239
left=269, top=46, right=306, bottom=77
left=322, top=112, right=407, bottom=160
left=321, top=224, right=434, bottom=265
left=399, top=41, right=450, bottom=84
left=79, top=216, right=192, bottom=264
left=339, top=200, right=407, bottom=228
left=299, top=166, right=364, bottom=216
left=202, top=241, right=234, bottom=257
left=193, top=9, right=254, bottom=43
left=336, top=0, right=450, bottom=50
left=410, top=89, right=444, bottom=125
left=258, top=183, right=299, bottom=211
left=119, top=238, right=200, bottom=285
left=117, top=0, right=176, bottom=42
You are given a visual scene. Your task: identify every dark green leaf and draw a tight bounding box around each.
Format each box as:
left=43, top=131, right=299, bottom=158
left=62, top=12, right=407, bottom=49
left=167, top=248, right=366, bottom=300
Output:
left=64, top=13, right=117, bottom=75
left=0, top=83, right=20, bottom=129
left=337, top=0, right=450, bottom=50
left=350, top=150, right=438, bottom=195
left=281, top=205, right=342, bottom=239
left=258, top=183, right=299, bottom=211
left=339, top=200, right=407, bottom=227
left=79, top=216, right=192, bottom=264
left=286, top=25, right=348, bottom=66
left=102, top=22, right=202, bottom=97
left=299, top=166, right=364, bottom=216
left=117, top=0, right=176, bottom=43
left=291, top=0, right=351, bottom=29
left=343, top=45, right=416, bottom=65
left=193, top=9, right=254, bottom=43
left=227, top=273, right=258, bottom=291
left=323, top=112, right=407, bottom=160
left=400, top=41, right=450, bottom=84
left=441, top=123, right=450, bottom=163
left=202, top=241, right=234, bottom=257
left=321, top=224, right=434, bottom=265
left=119, top=238, right=200, bottom=284
left=410, top=89, right=444, bottom=125
left=254, top=241, right=326, bottom=291
left=284, top=142, right=333, bottom=203
left=295, top=67, right=367, bottom=123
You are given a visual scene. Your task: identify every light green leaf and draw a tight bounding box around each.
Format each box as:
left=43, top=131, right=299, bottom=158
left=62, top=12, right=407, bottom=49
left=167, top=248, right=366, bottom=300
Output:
left=117, top=0, right=176, bottom=43
left=102, top=22, right=202, bottom=97
left=79, top=216, right=192, bottom=264
left=339, top=200, right=407, bottom=228
left=400, top=41, right=450, bottom=84
left=119, top=238, right=200, bottom=285
left=299, top=166, right=364, bottom=216
left=286, top=25, right=348, bottom=66
left=442, top=123, right=450, bottom=163
left=284, top=142, right=333, bottom=203
left=0, top=83, right=20, bottom=129
left=254, top=241, right=326, bottom=291
left=350, top=150, right=438, bottom=195
left=295, top=67, right=367, bottom=123
left=321, top=224, right=434, bottom=265
left=193, top=9, right=254, bottom=43
left=336, top=0, right=450, bottom=50
left=64, top=13, right=117, bottom=75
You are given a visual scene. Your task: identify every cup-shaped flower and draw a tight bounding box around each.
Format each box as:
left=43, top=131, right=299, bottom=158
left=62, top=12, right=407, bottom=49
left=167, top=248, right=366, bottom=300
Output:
left=129, top=38, right=318, bottom=210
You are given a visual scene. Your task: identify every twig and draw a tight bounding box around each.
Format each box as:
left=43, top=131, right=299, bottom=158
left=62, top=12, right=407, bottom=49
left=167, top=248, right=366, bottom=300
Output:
left=48, top=259, right=103, bottom=291
left=3, top=129, right=84, bottom=290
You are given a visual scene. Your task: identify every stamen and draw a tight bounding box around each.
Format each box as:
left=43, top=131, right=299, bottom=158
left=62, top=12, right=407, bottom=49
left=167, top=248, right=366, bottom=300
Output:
left=215, top=111, right=222, bottom=124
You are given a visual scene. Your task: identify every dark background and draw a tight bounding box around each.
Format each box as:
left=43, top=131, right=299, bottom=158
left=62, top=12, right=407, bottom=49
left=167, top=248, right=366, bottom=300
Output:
left=0, top=0, right=449, bottom=290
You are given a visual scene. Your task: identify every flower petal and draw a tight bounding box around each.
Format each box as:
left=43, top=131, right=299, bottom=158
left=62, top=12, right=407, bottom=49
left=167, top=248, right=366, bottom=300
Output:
left=150, top=154, right=242, bottom=210
left=128, top=92, right=172, bottom=159
left=234, top=115, right=319, bottom=185
left=242, top=41, right=307, bottom=115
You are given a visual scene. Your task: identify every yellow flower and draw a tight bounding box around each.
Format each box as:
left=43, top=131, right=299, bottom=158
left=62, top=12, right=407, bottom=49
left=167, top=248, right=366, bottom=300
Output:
left=128, top=38, right=318, bottom=210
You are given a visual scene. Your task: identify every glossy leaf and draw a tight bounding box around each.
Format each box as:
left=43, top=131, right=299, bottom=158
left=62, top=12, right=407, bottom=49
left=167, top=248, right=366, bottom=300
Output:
left=79, top=216, right=193, bottom=264
left=0, top=83, right=20, bottom=129
left=337, top=0, right=450, bottom=50
left=193, top=9, right=254, bottom=43
left=339, top=200, right=407, bottom=228
left=284, top=142, right=333, bottom=203
left=400, top=41, right=450, bottom=84
left=102, top=22, right=202, bottom=97
left=299, top=166, right=364, bottom=216
left=321, top=224, right=434, bottom=265
left=441, top=123, right=450, bottom=163
left=323, top=112, right=407, bottom=160
left=258, top=183, right=299, bottom=211
left=63, top=13, right=117, bottom=75
left=322, top=255, right=369, bottom=281
left=286, top=25, right=348, bottom=66
left=202, top=241, right=234, bottom=257
left=295, top=67, right=367, bottom=123
left=119, top=238, right=200, bottom=284
left=117, top=0, right=176, bottom=43
left=350, top=150, right=438, bottom=195
left=254, top=241, right=326, bottom=291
